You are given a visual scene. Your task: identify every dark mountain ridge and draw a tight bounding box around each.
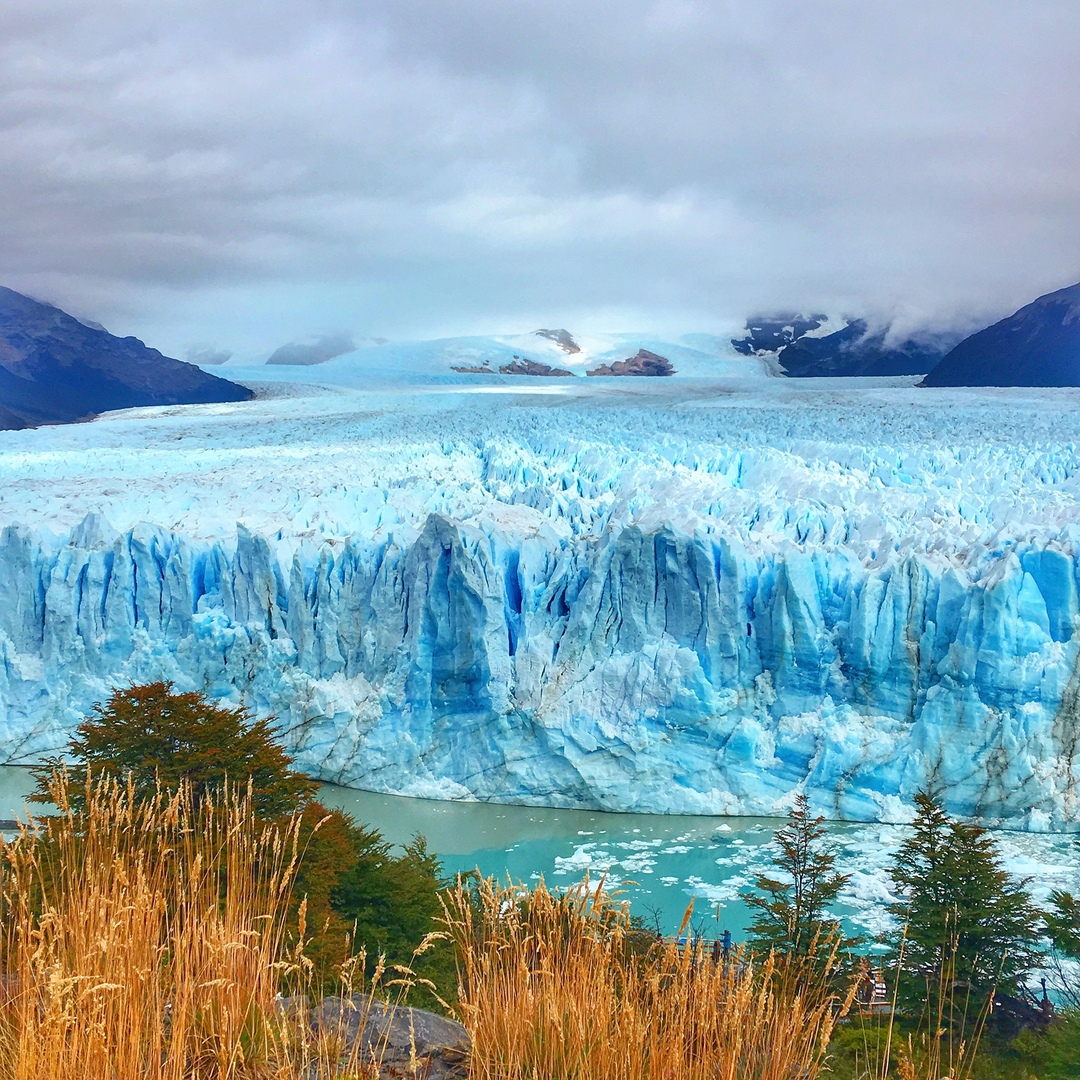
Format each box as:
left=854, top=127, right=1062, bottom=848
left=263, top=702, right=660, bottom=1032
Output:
left=0, top=286, right=252, bottom=430
left=731, top=311, right=963, bottom=378
left=920, top=281, right=1080, bottom=387
left=777, top=319, right=963, bottom=378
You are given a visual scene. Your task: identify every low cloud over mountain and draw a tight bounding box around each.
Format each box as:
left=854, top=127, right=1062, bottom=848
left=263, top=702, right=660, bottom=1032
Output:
left=266, top=333, right=357, bottom=366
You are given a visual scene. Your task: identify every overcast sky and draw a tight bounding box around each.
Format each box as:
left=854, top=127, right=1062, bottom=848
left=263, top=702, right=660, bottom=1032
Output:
left=2, top=0, right=1079, bottom=361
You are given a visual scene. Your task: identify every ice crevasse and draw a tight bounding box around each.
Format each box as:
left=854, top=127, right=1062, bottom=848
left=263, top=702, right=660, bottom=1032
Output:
left=2, top=389, right=1080, bottom=829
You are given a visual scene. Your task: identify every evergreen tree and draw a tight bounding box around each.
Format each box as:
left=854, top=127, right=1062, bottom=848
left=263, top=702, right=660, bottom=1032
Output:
left=1045, top=878, right=1080, bottom=1009
left=884, top=791, right=1042, bottom=1009
left=1046, top=888, right=1080, bottom=960
left=32, top=681, right=319, bottom=817
left=743, top=793, right=853, bottom=961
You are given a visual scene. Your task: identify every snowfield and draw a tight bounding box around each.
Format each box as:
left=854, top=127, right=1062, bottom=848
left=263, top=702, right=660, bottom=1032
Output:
left=2, top=340, right=1080, bottom=828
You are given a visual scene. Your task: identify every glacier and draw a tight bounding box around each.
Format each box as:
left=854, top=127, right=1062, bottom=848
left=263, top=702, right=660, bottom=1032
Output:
left=2, top=352, right=1080, bottom=829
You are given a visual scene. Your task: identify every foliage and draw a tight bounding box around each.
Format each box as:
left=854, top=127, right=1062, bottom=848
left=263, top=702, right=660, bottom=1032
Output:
left=884, top=791, right=1043, bottom=1011
left=0, top=770, right=421, bottom=1080
left=293, top=803, right=455, bottom=1006
left=1043, top=885, right=1080, bottom=1009
left=1045, top=888, right=1080, bottom=959
left=30, top=681, right=319, bottom=818
left=30, top=682, right=453, bottom=1005
left=1012, top=1013, right=1080, bottom=1080
left=443, top=874, right=854, bottom=1080
left=743, top=793, right=856, bottom=964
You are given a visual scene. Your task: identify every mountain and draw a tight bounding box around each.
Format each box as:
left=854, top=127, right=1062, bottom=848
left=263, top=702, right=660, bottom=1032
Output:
left=731, top=313, right=828, bottom=355
left=534, top=328, right=581, bottom=353
left=921, top=281, right=1080, bottom=387
left=236, top=332, right=749, bottom=382
left=777, top=319, right=960, bottom=377
left=0, top=286, right=253, bottom=430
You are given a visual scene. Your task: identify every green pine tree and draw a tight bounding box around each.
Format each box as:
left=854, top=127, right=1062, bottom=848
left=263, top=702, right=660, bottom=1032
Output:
left=742, top=793, right=854, bottom=962
left=884, top=790, right=1042, bottom=1011
left=1046, top=888, right=1080, bottom=959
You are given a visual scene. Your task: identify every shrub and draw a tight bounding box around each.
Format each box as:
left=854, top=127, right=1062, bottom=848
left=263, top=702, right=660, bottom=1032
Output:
left=742, top=793, right=858, bottom=966
left=443, top=874, right=854, bottom=1080
left=884, top=791, right=1043, bottom=1011
left=0, top=771, right=409, bottom=1079
left=30, top=682, right=452, bottom=1002
left=30, top=681, right=318, bottom=817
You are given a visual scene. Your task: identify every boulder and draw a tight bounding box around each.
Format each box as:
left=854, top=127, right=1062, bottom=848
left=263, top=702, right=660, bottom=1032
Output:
left=308, top=994, right=469, bottom=1079
left=586, top=348, right=674, bottom=376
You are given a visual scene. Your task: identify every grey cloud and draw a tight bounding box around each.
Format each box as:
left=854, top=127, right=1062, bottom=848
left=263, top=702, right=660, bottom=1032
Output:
left=1, top=0, right=1079, bottom=352
left=266, top=332, right=356, bottom=366
left=185, top=344, right=233, bottom=366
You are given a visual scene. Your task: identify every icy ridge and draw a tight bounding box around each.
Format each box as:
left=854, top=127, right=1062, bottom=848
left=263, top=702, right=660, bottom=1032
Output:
left=2, top=506, right=1079, bottom=827
left=3, top=384, right=1080, bottom=827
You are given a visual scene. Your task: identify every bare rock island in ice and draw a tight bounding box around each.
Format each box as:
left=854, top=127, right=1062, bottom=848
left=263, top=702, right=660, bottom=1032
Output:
left=2, top=331, right=1080, bottom=830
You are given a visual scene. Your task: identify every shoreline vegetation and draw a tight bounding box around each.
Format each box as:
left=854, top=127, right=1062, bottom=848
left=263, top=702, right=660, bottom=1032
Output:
left=2, top=682, right=1079, bottom=1078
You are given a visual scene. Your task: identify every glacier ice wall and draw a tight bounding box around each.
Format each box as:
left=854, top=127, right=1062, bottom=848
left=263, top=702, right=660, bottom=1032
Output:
left=3, top=382, right=1080, bottom=827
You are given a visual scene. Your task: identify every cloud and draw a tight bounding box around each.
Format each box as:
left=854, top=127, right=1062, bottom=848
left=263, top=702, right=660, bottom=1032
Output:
left=0, top=0, right=1079, bottom=353
left=266, top=331, right=356, bottom=366
left=185, top=344, right=233, bottom=366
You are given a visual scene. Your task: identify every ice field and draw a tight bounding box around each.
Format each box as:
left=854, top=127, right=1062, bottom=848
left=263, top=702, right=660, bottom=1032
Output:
left=3, top=339, right=1080, bottom=828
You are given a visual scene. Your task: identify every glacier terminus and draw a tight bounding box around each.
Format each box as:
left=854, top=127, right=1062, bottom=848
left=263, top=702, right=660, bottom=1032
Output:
left=2, top=350, right=1080, bottom=830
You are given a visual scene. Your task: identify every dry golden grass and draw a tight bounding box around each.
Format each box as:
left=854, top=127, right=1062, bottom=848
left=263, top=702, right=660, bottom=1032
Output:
left=442, top=874, right=856, bottom=1080
left=0, top=772, right=410, bottom=1080
left=0, top=772, right=983, bottom=1080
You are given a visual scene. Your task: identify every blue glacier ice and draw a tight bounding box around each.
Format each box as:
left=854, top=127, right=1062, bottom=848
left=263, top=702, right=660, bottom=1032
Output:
left=2, top=358, right=1080, bottom=829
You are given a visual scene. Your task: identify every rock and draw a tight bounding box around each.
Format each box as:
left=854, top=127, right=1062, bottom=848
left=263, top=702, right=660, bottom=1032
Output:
left=309, top=994, right=469, bottom=1079
left=535, top=328, right=581, bottom=353
left=0, top=285, right=252, bottom=430
left=731, top=314, right=827, bottom=356
left=586, top=348, right=674, bottom=376
left=921, top=280, right=1080, bottom=387
left=450, top=362, right=494, bottom=374
left=777, top=319, right=959, bottom=377
left=498, top=358, right=574, bottom=376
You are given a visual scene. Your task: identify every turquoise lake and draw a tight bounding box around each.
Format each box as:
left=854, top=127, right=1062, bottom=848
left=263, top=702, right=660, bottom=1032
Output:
left=2, top=767, right=1078, bottom=941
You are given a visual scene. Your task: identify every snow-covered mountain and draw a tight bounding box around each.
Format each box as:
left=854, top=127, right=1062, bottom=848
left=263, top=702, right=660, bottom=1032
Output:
left=730, top=314, right=961, bottom=377
left=777, top=320, right=963, bottom=378
left=2, top=367, right=1080, bottom=828
left=234, top=330, right=752, bottom=381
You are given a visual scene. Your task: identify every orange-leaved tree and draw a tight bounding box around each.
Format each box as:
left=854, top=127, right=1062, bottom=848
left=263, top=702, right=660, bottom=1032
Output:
left=31, top=680, right=319, bottom=818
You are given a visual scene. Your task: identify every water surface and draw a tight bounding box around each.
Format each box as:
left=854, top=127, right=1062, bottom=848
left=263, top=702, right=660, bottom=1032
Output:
left=4, top=767, right=1077, bottom=941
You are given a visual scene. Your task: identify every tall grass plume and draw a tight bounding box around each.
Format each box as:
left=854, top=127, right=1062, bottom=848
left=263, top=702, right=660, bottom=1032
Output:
left=442, top=874, right=855, bottom=1080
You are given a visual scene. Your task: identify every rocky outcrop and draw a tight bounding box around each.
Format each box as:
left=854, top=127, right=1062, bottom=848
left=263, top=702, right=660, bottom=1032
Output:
left=535, top=328, right=581, bottom=353
left=452, top=356, right=575, bottom=376
left=586, top=349, right=674, bottom=376
left=308, top=995, right=468, bottom=1079
left=499, top=358, right=573, bottom=377
left=0, top=286, right=252, bottom=429
left=450, top=362, right=494, bottom=374
left=921, top=281, right=1080, bottom=387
